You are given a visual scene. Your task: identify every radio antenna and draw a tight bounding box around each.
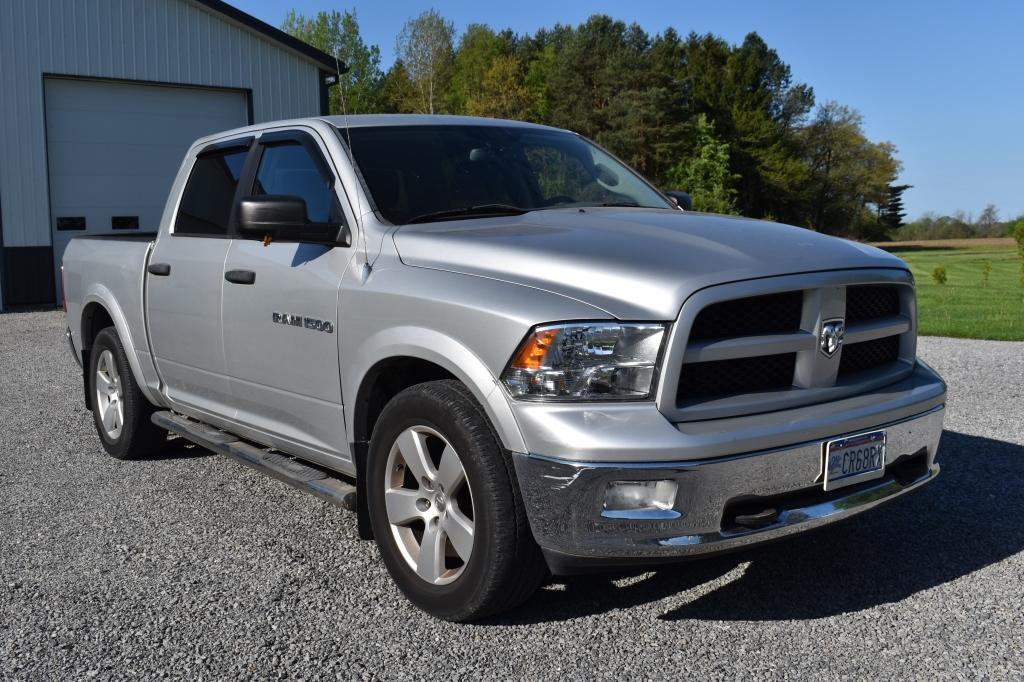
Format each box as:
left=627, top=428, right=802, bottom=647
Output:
left=333, top=53, right=370, bottom=282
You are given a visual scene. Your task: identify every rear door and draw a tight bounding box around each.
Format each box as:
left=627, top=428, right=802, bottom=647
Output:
left=220, top=129, right=353, bottom=463
left=148, top=137, right=254, bottom=417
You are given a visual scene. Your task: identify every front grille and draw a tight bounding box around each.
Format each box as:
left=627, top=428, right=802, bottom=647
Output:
left=838, top=335, right=900, bottom=376
left=846, top=285, right=899, bottom=323
left=689, top=291, right=803, bottom=340
left=677, top=353, right=796, bottom=401
left=672, top=277, right=914, bottom=420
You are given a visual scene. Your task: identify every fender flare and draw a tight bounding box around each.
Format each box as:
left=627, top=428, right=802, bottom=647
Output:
left=344, top=325, right=527, bottom=454
left=81, top=284, right=163, bottom=406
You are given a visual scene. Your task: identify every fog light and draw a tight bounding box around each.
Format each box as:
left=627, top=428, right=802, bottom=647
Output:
left=602, top=480, right=679, bottom=519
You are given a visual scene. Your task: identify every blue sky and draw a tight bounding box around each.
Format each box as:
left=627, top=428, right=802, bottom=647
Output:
left=236, top=0, right=1023, bottom=221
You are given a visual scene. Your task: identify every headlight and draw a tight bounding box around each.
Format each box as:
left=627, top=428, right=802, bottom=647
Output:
left=501, top=322, right=666, bottom=401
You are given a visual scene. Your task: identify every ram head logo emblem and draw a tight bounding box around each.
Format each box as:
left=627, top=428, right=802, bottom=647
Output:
left=819, top=318, right=845, bottom=358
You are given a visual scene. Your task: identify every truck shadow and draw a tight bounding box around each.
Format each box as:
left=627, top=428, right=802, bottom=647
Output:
left=493, top=430, right=1024, bottom=625
left=144, top=437, right=217, bottom=461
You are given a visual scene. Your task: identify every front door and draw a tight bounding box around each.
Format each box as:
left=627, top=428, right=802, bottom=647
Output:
left=148, top=137, right=253, bottom=417
left=220, top=129, right=353, bottom=464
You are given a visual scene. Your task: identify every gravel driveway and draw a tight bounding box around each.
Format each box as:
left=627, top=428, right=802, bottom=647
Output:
left=2, top=310, right=1022, bottom=680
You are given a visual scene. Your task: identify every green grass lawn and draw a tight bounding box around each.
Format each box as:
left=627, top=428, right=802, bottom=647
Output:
left=887, top=244, right=1024, bottom=340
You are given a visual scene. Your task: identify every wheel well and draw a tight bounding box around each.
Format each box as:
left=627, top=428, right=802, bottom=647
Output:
left=353, top=357, right=457, bottom=446
left=80, top=302, right=114, bottom=359
left=350, top=356, right=459, bottom=542
left=79, top=303, right=115, bottom=409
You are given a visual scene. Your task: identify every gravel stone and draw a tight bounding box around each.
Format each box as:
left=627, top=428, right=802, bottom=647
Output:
left=1, top=310, right=1022, bottom=679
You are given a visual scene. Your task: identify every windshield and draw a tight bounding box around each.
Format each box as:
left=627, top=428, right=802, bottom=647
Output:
left=339, top=124, right=672, bottom=224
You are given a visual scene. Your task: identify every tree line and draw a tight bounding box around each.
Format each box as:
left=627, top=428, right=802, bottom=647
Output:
left=895, top=204, right=1024, bottom=242
left=285, top=9, right=915, bottom=240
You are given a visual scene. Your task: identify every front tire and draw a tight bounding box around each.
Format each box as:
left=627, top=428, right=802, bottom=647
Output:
left=88, top=327, right=166, bottom=460
left=366, top=380, right=546, bottom=621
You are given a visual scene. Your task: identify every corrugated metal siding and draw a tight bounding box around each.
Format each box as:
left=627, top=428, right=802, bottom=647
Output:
left=0, top=0, right=322, bottom=250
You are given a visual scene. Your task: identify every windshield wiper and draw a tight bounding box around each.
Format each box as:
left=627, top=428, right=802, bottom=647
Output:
left=598, top=201, right=641, bottom=208
left=406, top=204, right=530, bottom=224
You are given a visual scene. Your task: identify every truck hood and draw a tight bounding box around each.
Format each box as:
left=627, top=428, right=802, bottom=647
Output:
left=392, top=208, right=907, bottom=320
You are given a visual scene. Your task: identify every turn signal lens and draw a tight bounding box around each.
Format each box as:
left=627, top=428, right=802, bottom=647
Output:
left=510, top=329, right=558, bottom=370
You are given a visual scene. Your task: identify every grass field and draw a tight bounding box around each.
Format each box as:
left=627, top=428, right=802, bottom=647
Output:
left=881, top=241, right=1024, bottom=340
left=879, top=237, right=1015, bottom=250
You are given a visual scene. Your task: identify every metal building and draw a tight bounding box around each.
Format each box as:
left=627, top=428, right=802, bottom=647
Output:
left=0, top=0, right=337, bottom=309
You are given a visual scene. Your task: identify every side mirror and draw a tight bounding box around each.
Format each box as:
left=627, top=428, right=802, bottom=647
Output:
left=594, top=163, right=620, bottom=186
left=238, top=195, right=308, bottom=236
left=663, top=191, right=692, bottom=211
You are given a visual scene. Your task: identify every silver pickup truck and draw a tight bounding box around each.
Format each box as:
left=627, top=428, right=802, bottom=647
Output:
left=62, top=114, right=946, bottom=621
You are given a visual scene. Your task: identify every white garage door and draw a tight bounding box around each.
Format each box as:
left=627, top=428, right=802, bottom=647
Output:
left=44, top=77, right=248, bottom=287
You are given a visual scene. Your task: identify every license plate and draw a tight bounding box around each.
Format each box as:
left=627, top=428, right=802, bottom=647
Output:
left=823, top=430, right=886, bottom=491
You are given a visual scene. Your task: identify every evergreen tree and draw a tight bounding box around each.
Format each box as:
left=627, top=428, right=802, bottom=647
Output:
left=879, top=184, right=912, bottom=229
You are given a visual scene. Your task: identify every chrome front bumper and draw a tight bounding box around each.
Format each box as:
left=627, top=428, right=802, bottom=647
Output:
left=514, top=404, right=944, bottom=573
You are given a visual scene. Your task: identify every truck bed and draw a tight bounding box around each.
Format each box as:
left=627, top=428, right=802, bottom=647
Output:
left=70, top=232, right=158, bottom=242
left=62, top=234, right=156, bottom=399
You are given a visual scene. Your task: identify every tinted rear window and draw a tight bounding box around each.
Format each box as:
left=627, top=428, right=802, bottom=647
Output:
left=174, top=148, right=248, bottom=236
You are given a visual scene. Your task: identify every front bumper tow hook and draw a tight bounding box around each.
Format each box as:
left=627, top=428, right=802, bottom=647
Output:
left=733, top=508, right=779, bottom=529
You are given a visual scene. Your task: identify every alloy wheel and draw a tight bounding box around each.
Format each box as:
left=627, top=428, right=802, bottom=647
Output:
left=94, top=349, right=124, bottom=440
left=384, top=425, right=475, bottom=585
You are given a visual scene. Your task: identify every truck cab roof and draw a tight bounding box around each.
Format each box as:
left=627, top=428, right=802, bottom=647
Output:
left=190, top=114, right=568, bottom=148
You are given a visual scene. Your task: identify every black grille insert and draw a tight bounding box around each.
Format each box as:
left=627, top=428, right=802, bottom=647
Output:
left=846, top=285, right=900, bottom=323
left=838, top=335, right=900, bottom=376
left=689, top=291, right=803, bottom=341
left=677, top=353, right=796, bottom=402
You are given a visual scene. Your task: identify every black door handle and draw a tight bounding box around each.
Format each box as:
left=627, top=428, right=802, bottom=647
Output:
left=224, top=269, right=256, bottom=285
left=147, top=262, right=171, bottom=276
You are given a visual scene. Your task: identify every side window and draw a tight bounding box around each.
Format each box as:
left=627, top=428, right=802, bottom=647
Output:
left=174, top=148, right=247, bottom=236
left=252, top=142, right=343, bottom=227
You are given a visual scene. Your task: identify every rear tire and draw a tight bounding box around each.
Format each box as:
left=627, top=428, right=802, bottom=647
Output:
left=88, top=327, right=166, bottom=460
left=366, top=380, right=547, bottom=621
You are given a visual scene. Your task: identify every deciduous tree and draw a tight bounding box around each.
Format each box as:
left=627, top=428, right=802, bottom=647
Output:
left=448, top=25, right=511, bottom=114
left=666, top=114, right=739, bottom=214
left=976, top=204, right=1002, bottom=237
left=800, top=102, right=899, bottom=238
left=281, top=10, right=383, bottom=114
left=466, top=55, right=534, bottom=120
left=395, top=10, right=455, bottom=114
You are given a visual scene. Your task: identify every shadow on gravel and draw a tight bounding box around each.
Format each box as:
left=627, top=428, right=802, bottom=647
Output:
left=491, top=430, right=1024, bottom=625
left=144, top=439, right=216, bottom=461
left=0, top=305, right=62, bottom=314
